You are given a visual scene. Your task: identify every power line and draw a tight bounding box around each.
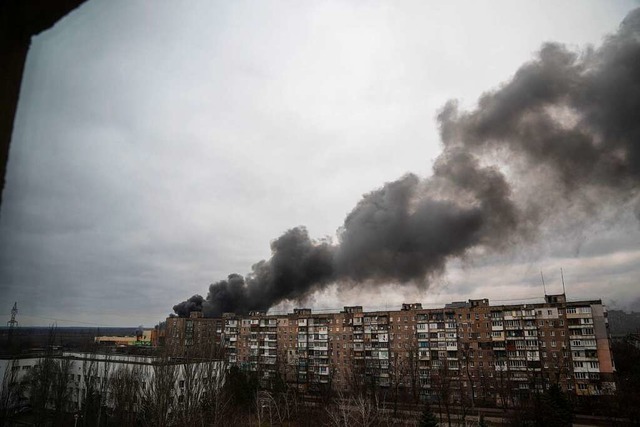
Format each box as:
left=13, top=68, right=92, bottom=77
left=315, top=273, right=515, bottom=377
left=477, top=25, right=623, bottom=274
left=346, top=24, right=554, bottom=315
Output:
left=15, top=313, right=136, bottom=328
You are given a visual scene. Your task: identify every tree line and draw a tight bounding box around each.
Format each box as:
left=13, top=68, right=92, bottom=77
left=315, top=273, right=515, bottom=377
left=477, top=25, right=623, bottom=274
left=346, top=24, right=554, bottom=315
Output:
left=2, top=328, right=640, bottom=426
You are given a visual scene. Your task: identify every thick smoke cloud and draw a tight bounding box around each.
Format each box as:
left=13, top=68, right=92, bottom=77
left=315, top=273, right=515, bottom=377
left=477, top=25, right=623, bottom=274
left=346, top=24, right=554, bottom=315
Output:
left=172, top=294, right=204, bottom=317
left=174, top=9, right=640, bottom=317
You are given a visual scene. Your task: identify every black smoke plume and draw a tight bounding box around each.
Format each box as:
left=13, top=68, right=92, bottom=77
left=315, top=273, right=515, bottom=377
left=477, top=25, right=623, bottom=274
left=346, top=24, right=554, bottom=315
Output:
left=172, top=294, right=204, bottom=317
left=174, top=9, right=640, bottom=318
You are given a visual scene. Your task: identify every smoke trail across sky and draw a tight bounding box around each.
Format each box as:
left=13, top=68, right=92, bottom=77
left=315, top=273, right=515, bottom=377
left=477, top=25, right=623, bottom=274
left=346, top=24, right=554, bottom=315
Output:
left=174, top=8, right=640, bottom=317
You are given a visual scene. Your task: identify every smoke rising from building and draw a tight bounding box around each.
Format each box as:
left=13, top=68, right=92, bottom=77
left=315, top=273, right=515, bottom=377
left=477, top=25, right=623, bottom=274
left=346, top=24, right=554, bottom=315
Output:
left=174, top=9, right=640, bottom=318
left=172, top=294, right=205, bottom=317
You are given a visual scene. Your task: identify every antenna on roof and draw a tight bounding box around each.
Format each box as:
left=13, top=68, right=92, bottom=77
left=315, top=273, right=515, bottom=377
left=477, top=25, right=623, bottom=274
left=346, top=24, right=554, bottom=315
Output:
left=560, top=268, right=566, bottom=295
left=540, top=271, right=547, bottom=296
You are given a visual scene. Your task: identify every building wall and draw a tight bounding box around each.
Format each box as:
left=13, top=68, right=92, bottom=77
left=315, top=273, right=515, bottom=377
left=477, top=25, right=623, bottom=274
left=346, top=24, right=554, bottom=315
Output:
left=0, top=352, right=224, bottom=412
left=94, top=329, right=154, bottom=346
left=165, top=294, right=616, bottom=401
left=166, top=312, right=224, bottom=357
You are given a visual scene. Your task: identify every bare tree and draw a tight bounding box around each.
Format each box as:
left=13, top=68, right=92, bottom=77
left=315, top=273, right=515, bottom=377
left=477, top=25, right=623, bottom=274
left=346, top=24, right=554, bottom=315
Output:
left=28, top=357, right=57, bottom=426
left=25, top=327, right=74, bottom=427
left=51, top=357, right=73, bottom=427
left=387, top=341, right=421, bottom=417
left=71, top=347, right=112, bottom=427
left=324, top=391, right=351, bottom=427
left=200, top=358, right=229, bottom=427
left=387, top=351, right=407, bottom=417
left=27, top=356, right=72, bottom=427
left=404, top=340, right=421, bottom=404
left=493, top=357, right=514, bottom=411
left=174, top=349, right=206, bottom=426
left=0, top=358, right=24, bottom=427
left=80, top=349, right=101, bottom=426
left=344, top=357, right=367, bottom=398
left=255, top=390, right=285, bottom=426
left=108, top=364, right=141, bottom=427
left=325, top=391, right=390, bottom=427
left=139, top=353, right=177, bottom=427
left=431, top=357, right=456, bottom=427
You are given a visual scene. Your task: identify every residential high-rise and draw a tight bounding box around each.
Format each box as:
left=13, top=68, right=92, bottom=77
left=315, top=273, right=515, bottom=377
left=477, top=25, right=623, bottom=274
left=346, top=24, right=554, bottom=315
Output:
left=165, top=294, right=615, bottom=403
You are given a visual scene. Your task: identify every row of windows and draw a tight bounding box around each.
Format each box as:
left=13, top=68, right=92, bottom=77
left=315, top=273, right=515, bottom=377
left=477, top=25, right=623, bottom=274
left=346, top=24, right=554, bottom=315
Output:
left=573, top=361, right=600, bottom=368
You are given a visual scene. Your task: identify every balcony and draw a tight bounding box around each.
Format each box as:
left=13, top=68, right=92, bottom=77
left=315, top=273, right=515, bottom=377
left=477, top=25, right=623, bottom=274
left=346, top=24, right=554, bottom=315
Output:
left=570, top=334, right=596, bottom=341
left=573, top=354, right=599, bottom=361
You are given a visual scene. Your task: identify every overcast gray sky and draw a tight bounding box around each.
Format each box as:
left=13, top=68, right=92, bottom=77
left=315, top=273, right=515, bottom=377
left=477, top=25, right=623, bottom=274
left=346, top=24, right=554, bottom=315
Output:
left=1, top=0, right=639, bottom=327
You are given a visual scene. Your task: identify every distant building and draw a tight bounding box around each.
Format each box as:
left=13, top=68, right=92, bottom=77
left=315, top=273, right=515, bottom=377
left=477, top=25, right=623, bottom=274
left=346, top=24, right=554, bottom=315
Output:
left=627, top=333, right=640, bottom=349
left=94, top=329, right=155, bottom=347
left=0, top=351, right=224, bottom=414
left=166, top=294, right=616, bottom=403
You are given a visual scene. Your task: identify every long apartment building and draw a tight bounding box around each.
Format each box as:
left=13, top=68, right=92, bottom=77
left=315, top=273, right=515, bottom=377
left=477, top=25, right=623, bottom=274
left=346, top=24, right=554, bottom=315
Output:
left=165, top=294, right=615, bottom=402
left=0, top=351, right=225, bottom=413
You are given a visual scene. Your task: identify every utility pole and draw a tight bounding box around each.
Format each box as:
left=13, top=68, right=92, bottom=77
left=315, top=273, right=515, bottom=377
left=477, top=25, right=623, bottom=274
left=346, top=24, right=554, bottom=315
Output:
left=7, top=301, right=18, bottom=351
left=7, top=302, right=18, bottom=328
